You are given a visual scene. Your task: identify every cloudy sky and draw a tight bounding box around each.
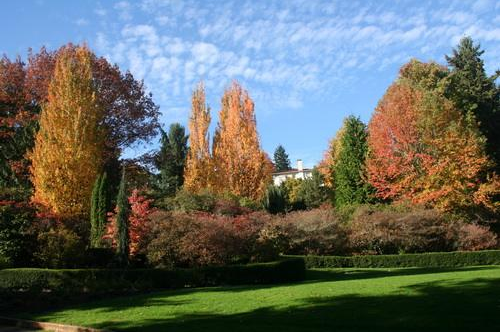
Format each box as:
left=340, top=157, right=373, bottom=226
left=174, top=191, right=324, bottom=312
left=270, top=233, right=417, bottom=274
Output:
left=1, top=0, right=499, bottom=167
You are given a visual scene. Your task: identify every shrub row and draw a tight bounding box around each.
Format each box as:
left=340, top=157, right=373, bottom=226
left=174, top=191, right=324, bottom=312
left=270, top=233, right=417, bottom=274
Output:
left=0, top=257, right=305, bottom=295
left=298, top=250, right=500, bottom=268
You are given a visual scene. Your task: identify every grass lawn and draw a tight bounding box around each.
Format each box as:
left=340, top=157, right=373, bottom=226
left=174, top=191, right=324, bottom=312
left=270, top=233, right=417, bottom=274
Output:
left=18, top=266, right=500, bottom=331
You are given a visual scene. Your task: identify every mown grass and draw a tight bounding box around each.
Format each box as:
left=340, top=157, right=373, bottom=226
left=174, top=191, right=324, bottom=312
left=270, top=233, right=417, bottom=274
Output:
left=19, top=266, right=500, bottom=331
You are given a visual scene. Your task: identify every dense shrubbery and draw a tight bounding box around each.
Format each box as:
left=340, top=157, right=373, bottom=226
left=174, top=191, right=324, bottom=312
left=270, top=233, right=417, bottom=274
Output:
left=0, top=258, right=305, bottom=298
left=0, top=203, right=35, bottom=266
left=145, top=211, right=277, bottom=268
left=349, top=207, right=498, bottom=254
left=300, top=250, right=500, bottom=268
left=34, top=227, right=85, bottom=268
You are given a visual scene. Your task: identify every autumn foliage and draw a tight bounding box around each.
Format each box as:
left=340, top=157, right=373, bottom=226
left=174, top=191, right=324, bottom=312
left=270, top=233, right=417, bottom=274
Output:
left=30, top=45, right=104, bottom=218
left=367, top=60, right=492, bottom=212
left=104, top=189, right=155, bottom=257
left=184, top=83, right=213, bottom=193
left=212, top=81, right=273, bottom=200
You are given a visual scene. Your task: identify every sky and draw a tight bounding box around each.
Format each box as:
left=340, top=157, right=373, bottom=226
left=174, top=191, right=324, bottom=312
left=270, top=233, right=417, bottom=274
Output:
left=1, top=0, right=499, bottom=168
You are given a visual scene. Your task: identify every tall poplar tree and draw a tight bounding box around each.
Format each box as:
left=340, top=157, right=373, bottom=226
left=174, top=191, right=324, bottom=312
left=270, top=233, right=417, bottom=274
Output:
left=30, top=45, right=104, bottom=218
left=184, top=83, right=213, bottom=193
left=90, top=172, right=109, bottom=248
left=212, top=81, right=273, bottom=200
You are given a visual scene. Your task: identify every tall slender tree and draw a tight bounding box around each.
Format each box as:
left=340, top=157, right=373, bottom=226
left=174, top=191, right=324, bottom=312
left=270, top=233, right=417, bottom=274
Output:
left=273, top=145, right=291, bottom=172
left=333, top=116, right=371, bottom=207
left=115, top=169, right=129, bottom=264
left=30, top=45, right=104, bottom=218
left=155, top=123, right=188, bottom=197
left=90, top=172, right=109, bottom=248
left=212, top=81, right=273, bottom=200
left=184, top=83, right=212, bottom=193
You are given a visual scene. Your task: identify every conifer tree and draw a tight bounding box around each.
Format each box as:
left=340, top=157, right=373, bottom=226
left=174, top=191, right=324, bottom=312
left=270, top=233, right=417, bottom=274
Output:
left=273, top=145, right=291, bottom=172
left=333, top=116, right=371, bottom=207
left=30, top=45, right=103, bottom=218
left=90, top=172, right=109, bottom=248
left=155, top=123, right=188, bottom=197
left=445, top=37, right=500, bottom=170
left=115, top=169, right=129, bottom=264
left=184, top=83, right=212, bottom=193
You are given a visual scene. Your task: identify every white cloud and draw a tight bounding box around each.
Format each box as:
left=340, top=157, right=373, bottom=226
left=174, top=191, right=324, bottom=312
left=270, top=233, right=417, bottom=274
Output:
left=75, top=18, right=89, bottom=26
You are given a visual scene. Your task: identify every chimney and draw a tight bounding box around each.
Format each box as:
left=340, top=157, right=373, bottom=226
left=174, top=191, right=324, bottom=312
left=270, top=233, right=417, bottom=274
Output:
left=297, top=159, right=303, bottom=171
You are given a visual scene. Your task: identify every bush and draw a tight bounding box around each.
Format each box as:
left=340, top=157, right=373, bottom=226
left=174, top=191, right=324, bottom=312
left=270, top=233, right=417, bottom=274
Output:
left=34, top=227, right=85, bottom=268
left=455, top=223, right=498, bottom=251
left=299, top=250, right=500, bottom=268
left=263, top=208, right=349, bottom=255
left=0, top=203, right=35, bottom=266
left=262, top=185, right=287, bottom=214
left=0, top=257, right=305, bottom=296
left=160, top=189, right=217, bottom=212
left=349, top=208, right=455, bottom=254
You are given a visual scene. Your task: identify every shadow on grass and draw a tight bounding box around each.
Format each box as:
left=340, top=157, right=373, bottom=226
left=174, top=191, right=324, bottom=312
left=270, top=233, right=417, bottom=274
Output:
left=86, top=276, right=500, bottom=331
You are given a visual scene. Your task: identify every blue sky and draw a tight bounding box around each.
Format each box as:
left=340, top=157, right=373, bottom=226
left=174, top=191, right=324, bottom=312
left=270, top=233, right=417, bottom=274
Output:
left=1, top=0, right=499, bottom=168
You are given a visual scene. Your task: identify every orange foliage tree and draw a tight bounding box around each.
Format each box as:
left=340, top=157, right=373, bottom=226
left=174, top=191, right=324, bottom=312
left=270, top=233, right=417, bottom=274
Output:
left=30, top=45, right=104, bottom=218
left=212, top=81, right=273, bottom=200
left=367, top=60, right=492, bottom=212
left=317, top=123, right=346, bottom=188
left=184, top=82, right=213, bottom=193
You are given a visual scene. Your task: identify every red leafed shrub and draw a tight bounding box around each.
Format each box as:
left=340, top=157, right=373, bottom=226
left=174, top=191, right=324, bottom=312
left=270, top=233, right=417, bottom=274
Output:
left=349, top=208, right=454, bottom=254
left=103, top=189, right=155, bottom=257
left=145, top=211, right=277, bottom=268
left=456, top=223, right=498, bottom=251
left=261, top=208, right=350, bottom=256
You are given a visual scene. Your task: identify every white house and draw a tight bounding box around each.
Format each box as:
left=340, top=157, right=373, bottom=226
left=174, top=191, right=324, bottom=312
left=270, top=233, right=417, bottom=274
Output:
left=272, top=159, right=313, bottom=186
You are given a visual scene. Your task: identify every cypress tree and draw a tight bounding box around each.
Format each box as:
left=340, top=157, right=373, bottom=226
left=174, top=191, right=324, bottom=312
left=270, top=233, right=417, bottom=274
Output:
left=273, top=145, right=291, bottom=172
left=90, top=174, right=101, bottom=247
left=89, top=172, right=110, bottom=248
left=333, top=116, right=371, bottom=207
left=115, top=169, right=129, bottom=264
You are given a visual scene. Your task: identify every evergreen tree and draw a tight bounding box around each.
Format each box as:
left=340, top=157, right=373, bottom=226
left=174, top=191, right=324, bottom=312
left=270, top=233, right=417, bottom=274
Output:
left=90, top=172, right=109, bottom=248
left=273, top=145, right=291, bottom=172
left=445, top=37, right=500, bottom=170
left=155, top=123, right=189, bottom=197
left=333, top=116, right=371, bottom=207
left=262, top=185, right=287, bottom=214
left=115, top=169, right=129, bottom=264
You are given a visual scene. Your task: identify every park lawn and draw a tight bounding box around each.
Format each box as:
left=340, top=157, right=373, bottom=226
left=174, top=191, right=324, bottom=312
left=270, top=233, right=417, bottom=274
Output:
left=19, top=266, right=500, bottom=331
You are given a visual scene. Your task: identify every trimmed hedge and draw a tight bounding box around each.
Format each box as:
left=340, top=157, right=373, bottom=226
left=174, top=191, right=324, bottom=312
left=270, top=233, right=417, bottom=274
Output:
left=0, top=257, right=305, bottom=296
left=297, top=250, right=500, bottom=268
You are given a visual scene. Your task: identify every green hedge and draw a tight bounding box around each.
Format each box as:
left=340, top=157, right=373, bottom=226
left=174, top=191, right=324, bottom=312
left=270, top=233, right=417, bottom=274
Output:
left=296, top=250, right=500, bottom=268
left=0, top=257, right=305, bottom=296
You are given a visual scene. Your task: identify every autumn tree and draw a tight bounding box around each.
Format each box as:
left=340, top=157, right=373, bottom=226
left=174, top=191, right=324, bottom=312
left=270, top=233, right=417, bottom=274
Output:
left=445, top=37, right=500, bottom=171
left=367, top=60, right=492, bottom=212
left=273, top=145, right=291, bottom=172
left=154, top=123, right=188, bottom=197
left=30, top=45, right=104, bottom=218
left=127, top=188, right=154, bottom=257
left=0, top=56, right=38, bottom=195
left=317, top=124, right=346, bottom=188
left=212, top=81, right=273, bottom=200
left=184, top=83, right=212, bottom=193
left=333, top=116, right=371, bottom=207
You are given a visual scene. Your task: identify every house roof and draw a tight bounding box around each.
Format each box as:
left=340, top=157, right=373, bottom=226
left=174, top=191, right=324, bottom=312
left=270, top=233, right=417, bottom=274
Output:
left=272, top=168, right=312, bottom=176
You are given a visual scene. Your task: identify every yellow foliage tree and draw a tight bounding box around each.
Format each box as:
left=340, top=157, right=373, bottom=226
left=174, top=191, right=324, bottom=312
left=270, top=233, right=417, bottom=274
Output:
left=184, top=82, right=213, bottom=193
left=30, top=45, right=104, bottom=218
left=317, top=124, right=346, bottom=188
left=212, top=81, right=273, bottom=200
